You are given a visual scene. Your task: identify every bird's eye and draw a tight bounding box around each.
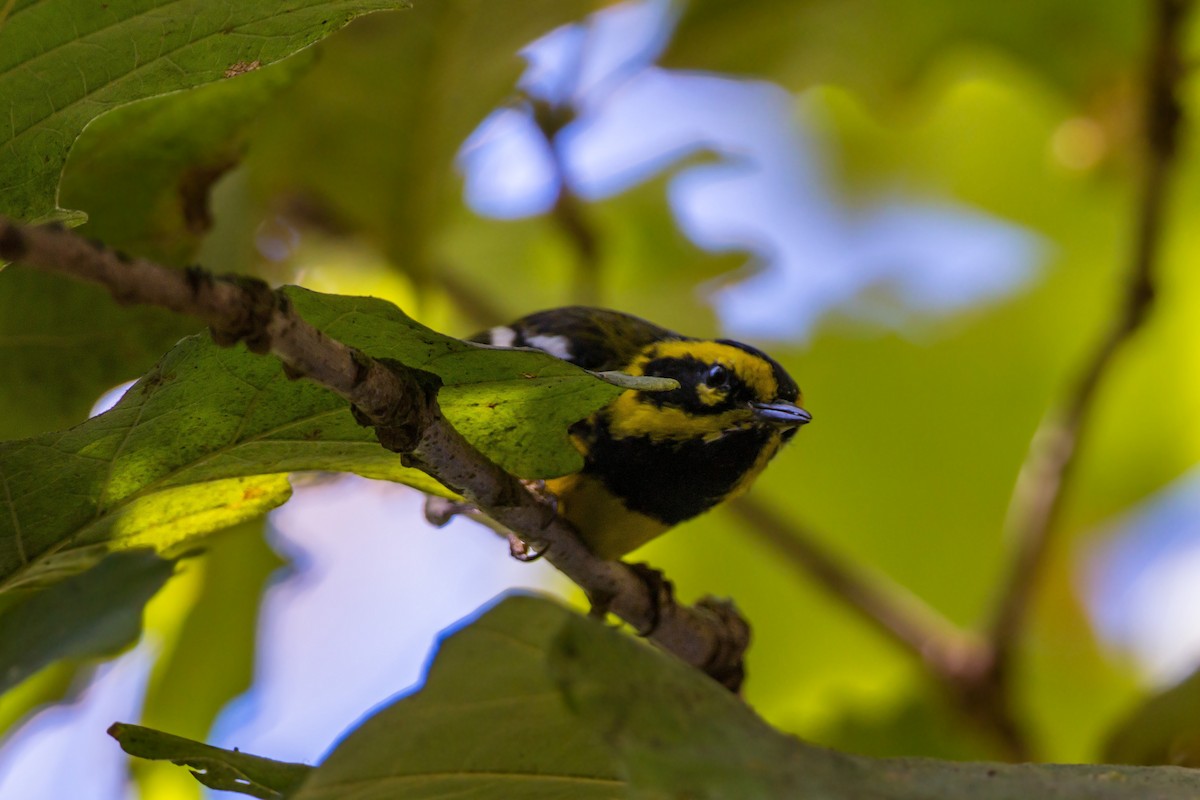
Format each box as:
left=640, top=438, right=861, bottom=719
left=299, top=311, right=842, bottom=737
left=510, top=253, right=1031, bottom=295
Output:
left=705, top=363, right=733, bottom=388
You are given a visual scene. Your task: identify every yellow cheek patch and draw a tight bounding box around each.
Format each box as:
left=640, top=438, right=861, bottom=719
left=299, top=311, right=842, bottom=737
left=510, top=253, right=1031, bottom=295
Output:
left=632, top=339, right=780, bottom=402
left=695, top=383, right=727, bottom=406
left=606, top=391, right=753, bottom=441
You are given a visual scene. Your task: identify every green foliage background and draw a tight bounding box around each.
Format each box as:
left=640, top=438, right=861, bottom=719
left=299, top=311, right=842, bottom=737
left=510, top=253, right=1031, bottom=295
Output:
left=4, top=0, right=1200, bottom=796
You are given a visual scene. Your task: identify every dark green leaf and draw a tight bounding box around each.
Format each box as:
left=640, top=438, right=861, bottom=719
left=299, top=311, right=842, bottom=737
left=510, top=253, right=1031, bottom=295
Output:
left=0, top=1, right=401, bottom=440
left=237, top=594, right=1200, bottom=799
left=547, top=598, right=1200, bottom=799
left=110, top=722, right=312, bottom=799
left=0, top=550, right=174, bottom=693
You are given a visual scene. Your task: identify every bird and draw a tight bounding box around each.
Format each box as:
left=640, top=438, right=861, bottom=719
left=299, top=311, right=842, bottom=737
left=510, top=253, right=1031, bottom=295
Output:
left=473, top=306, right=811, bottom=560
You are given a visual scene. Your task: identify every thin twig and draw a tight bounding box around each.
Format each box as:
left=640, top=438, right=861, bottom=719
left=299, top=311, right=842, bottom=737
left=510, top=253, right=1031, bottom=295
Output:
left=0, top=217, right=751, bottom=690
left=731, top=498, right=988, bottom=682
left=987, top=0, right=1189, bottom=683
left=731, top=497, right=1027, bottom=759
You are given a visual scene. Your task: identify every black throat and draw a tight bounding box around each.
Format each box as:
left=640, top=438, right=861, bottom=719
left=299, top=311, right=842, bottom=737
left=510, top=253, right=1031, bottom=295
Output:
left=576, top=416, right=772, bottom=525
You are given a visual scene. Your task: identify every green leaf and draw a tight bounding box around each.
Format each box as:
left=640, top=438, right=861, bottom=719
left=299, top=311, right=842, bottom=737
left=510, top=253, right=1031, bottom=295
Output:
left=0, top=286, right=621, bottom=592
left=0, top=549, right=175, bottom=694
left=1104, top=665, right=1200, bottom=767
left=109, top=722, right=313, bottom=799
left=159, top=594, right=1200, bottom=799
left=292, top=595, right=624, bottom=800
left=0, top=0, right=410, bottom=224
left=58, top=51, right=318, bottom=267
left=546, top=598, right=1200, bottom=800
left=284, top=287, right=623, bottom=476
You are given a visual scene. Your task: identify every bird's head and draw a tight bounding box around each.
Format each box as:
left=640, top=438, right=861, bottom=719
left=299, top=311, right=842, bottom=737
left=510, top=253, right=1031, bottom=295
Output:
left=604, top=339, right=812, bottom=442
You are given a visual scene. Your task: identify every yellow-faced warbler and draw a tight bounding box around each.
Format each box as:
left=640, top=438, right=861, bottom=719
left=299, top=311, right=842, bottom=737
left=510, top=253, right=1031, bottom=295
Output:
left=476, top=307, right=811, bottom=559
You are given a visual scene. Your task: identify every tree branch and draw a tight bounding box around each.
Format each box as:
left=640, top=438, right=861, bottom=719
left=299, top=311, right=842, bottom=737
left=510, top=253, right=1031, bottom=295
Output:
left=0, top=217, right=750, bottom=690
left=730, top=497, right=1029, bottom=759
left=986, top=0, right=1189, bottom=689
left=731, top=498, right=987, bottom=680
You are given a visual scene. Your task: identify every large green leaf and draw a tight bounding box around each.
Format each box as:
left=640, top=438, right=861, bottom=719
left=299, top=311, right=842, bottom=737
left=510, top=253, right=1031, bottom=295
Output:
left=124, top=595, right=1200, bottom=799
left=546, top=599, right=1200, bottom=799
left=0, top=0, right=409, bottom=224
left=0, top=287, right=622, bottom=592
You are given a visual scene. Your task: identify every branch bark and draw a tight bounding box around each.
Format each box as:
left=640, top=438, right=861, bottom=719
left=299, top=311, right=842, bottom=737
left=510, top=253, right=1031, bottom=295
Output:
left=0, top=217, right=750, bottom=690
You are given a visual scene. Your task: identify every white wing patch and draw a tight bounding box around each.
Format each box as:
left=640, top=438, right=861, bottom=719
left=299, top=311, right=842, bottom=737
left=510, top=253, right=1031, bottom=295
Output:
left=488, top=326, right=517, bottom=348
left=527, top=334, right=573, bottom=360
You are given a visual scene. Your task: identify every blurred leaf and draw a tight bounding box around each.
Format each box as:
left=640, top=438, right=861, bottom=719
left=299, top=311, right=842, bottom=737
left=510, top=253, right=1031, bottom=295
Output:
left=0, top=550, right=174, bottom=694
left=0, top=286, right=622, bottom=592
left=110, top=722, right=312, bottom=799
left=662, top=0, right=1142, bottom=107
left=59, top=49, right=319, bottom=267
left=243, top=0, right=596, bottom=282
left=139, top=519, right=282, bottom=742
left=0, top=0, right=409, bottom=224
left=813, top=681, right=998, bottom=761
left=292, top=595, right=624, bottom=800
left=1104, top=666, right=1200, bottom=767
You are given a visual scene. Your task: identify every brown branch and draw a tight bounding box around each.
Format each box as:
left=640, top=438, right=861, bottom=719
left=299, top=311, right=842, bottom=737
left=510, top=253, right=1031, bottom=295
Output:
left=731, top=498, right=986, bottom=681
left=0, top=217, right=750, bottom=690
left=731, top=497, right=1028, bottom=759
left=986, top=0, right=1189, bottom=688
